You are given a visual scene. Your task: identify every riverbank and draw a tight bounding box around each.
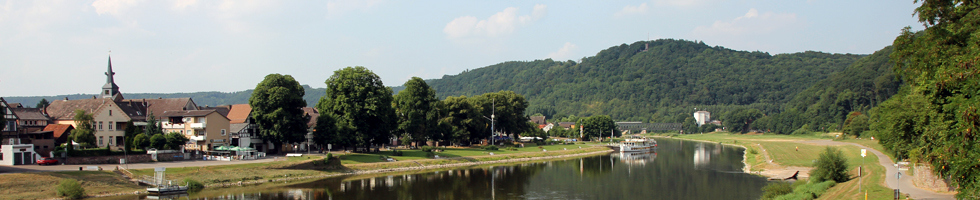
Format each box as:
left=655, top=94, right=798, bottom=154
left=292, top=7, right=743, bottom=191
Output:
left=653, top=132, right=909, bottom=200
left=0, top=145, right=612, bottom=199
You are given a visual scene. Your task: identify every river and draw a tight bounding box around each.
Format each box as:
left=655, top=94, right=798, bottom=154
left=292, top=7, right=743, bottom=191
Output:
left=102, top=138, right=769, bottom=200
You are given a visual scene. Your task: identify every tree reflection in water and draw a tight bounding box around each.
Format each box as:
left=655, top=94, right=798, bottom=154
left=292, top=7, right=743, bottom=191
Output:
left=110, top=139, right=766, bottom=200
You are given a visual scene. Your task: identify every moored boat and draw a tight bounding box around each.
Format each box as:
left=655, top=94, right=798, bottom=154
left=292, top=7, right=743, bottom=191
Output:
left=619, top=136, right=657, bottom=152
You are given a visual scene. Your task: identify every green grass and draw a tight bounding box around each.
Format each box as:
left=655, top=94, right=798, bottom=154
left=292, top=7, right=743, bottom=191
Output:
left=0, top=171, right=143, bottom=199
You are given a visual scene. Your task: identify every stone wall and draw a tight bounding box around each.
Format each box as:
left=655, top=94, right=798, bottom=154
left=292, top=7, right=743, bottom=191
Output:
left=913, top=164, right=956, bottom=192
left=65, top=153, right=196, bottom=165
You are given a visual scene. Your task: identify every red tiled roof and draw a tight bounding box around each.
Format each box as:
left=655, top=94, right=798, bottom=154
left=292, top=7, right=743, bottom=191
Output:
left=44, top=124, right=74, bottom=139
left=226, top=104, right=251, bottom=124
left=157, top=110, right=219, bottom=118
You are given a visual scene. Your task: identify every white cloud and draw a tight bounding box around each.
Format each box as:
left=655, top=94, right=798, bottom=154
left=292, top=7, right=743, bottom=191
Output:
left=614, top=3, right=648, bottom=17
left=443, top=5, right=547, bottom=39
left=92, top=0, right=141, bottom=16
left=172, top=0, right=198, bottom=10
left=326, top=0, right=382, bottom=18
left=547, top=42, right=577, bottom=60
left=692, top=8, right=799, bottom=36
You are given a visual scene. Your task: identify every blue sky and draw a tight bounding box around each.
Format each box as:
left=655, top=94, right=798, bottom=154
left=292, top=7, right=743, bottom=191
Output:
left=0, top=0, right=923, bottom=96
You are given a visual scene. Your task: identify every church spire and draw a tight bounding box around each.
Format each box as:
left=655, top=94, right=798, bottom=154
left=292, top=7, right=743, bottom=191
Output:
left=101, top=52, right=120, bottom=99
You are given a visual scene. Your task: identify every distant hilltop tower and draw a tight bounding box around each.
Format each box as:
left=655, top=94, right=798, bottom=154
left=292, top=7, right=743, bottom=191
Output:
left=101, top=53, right=122, bottom=100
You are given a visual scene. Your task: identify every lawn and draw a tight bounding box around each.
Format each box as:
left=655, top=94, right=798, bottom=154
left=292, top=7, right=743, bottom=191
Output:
left=0, top=171, right=143, bottom=199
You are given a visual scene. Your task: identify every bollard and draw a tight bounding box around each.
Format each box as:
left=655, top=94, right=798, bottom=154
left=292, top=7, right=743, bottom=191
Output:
left=79, top=167, right=83, bottom=171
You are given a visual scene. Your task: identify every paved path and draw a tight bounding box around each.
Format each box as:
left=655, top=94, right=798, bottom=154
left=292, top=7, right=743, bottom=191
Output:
left=0, top=156, right=282, bottom=174
left=800, top=140, right=955, bottom=200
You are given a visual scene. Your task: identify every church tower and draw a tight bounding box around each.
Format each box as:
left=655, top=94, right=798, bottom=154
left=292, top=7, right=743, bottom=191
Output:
left=101, top=54, right=121, bottom=99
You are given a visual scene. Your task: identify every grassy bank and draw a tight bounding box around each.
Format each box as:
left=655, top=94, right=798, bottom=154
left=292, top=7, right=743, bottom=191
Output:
left=0, top=171, right=142, bottom=199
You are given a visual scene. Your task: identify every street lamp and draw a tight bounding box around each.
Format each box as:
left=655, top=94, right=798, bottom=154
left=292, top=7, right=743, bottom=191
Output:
left=482, top=99, right=496, bottom=146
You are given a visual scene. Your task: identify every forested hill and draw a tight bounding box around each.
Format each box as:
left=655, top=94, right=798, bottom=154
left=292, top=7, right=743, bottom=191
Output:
left=426, top=39, right=866, bottom=122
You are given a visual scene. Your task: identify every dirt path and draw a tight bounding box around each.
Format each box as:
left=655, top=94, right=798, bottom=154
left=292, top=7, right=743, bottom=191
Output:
left=800, top=140, right=955, bottom=200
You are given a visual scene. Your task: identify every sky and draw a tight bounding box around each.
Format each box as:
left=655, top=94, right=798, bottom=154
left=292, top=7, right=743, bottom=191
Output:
left=0, top=0, right=924, bottom=97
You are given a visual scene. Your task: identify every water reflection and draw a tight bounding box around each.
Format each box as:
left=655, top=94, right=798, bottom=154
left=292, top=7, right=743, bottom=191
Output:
left=100, top=138, right=766, bottom=200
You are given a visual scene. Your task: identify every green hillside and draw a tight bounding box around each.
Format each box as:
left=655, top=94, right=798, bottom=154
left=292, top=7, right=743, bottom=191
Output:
left=427, top=39, right=865, bottom=122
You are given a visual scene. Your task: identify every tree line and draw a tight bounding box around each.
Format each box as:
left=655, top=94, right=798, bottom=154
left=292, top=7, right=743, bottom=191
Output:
left=248, top=67, right=541, bottom=152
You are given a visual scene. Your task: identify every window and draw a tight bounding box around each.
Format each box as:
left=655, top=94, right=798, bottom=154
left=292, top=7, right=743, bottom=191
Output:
left=109, top=110, right=112, bottom=116
left=221, top=129, right=226, bottom=136
left=99, top=136, right=103, bottom=146
left=99, top=121, right=103, bottom=130
left=108, top=137, right=113, bottom=146
left=109, top=121, right=113, bottom=130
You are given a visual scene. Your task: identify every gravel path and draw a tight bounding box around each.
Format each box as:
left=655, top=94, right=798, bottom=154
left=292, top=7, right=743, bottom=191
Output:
left=800, top=140, right=955, bottom=200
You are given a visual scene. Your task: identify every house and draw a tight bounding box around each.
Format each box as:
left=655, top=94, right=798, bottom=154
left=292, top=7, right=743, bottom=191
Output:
left=2, top=98, right=19, bottom=141
left=557, top=122, right=576, bottom=129
left=209, top=104, right=264, bottom=152
left=694, top=111, right=711, bottom=126
left=157, top=110, right=230, bottom=151
left=44, top=124, right=74, bottom=148
left=530, top=116, right=547, bottom=125
left=42, top=55, right=200, bottom=150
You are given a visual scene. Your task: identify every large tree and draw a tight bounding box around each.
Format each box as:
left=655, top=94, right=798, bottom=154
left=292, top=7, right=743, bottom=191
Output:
left=70, top=110, right=96, bottom=148
left=471, top=91, right=529, bottom=139
left=876, top=0, right=980, bottom=197
left=249, top=74, right=309, bottom=153
left=316, top=66, right=397, bottom=151
left=122, top=120, right=140, bottom=152
left=578, top=115, right=618, bottom=141
left=723, top=108, right=764, bottom=133
left=440, top=95, right=485, bottom=145
left=143, top=112, right=163, bottom=136
left=165, top=132, right=189, bottom=150
left=394, top=77, right=441, bottom=147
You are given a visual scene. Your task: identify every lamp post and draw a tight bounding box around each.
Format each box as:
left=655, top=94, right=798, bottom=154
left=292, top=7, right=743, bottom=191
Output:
left=483, top=99, right=495, bottom=146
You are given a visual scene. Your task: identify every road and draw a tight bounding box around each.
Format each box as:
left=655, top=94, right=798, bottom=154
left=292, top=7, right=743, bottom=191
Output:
left=0, top=156, right=282, bottom=174
left=801, top=140, right=955, bottom=200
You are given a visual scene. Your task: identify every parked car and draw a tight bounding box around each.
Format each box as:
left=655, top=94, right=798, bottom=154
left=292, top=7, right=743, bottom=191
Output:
left=37, top=157, right=58, bottom=165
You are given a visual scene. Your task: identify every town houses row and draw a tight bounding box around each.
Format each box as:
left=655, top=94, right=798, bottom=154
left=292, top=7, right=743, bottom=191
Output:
left=1, top=56, right=318, bottom=159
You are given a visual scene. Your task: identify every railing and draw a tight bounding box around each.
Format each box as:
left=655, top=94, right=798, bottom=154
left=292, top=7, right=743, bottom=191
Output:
left=161, top=124, right=185, bottom=129
left=190, top=123, right=206, bottom=129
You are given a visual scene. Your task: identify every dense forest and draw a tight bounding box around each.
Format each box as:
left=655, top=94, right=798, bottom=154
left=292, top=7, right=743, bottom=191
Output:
left=427, top=39, right=865, bottom=123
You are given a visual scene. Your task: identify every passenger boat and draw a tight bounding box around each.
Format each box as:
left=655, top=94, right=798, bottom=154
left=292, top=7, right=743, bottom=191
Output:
left=619, top=137, right=657, bottom=152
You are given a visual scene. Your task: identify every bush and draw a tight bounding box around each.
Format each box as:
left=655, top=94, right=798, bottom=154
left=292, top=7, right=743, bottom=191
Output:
left=749, top=148, right=759, bottom=155
left=507, top=147, right=518, bottom=151
left=810, top=147, right=849, bottom=183
left=421, top=146, right=444, bottom=152
left=774, top=180, right=836, bottom=200
left=56, top=179, right=85, bottom=199
left=391, top=150, right=404, bottom=156
left=760, top=181, right=793, bottom=200
left=182, top=178, right=204, bottom=191
left=483, top=145, right=499, bottom=151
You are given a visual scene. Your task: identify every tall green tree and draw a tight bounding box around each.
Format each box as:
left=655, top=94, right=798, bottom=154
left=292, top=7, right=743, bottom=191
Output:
left=317, top=66, right=397, bottom=150
left=578, top=115, right=618, bottom=141
left=471, top=91, right=529, bottom=139
left=394, top=77, right=441, bottom=147
left=143, top=112, right=163, bottom=136
left=879, top=1, right=980, bottom=197
left=36, top=98, right=49, bottom=109
left=841, top=112, right=869, bottom=138
left=249, top=74, right=309, bottom=153
left=70, top=110, right=96, bottom=148
left=682, top=117, right=698, bottom=134
left=122, top=120, right=140, bottom=152
left=133, top=133, right=150, bottom=150
left=440, top=95, right=484, bottom=145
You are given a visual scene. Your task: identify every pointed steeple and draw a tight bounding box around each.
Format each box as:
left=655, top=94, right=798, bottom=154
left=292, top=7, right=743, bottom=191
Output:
left=101, top=53, right=120, bottom=99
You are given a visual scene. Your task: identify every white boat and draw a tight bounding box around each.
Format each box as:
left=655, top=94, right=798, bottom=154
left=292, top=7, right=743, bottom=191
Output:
left=618, top=137, right=657, bottom=152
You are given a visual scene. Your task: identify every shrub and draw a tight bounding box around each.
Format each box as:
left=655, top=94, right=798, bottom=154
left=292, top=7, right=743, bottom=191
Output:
left=421, top=146, right=444, bottom=152
left=391, top=150, right=404, bottom=156
left=774, top=180, right=836, bottom=200
left=506, top=147, right=518, bottom=151
left=810, top=147, right=849, bottom=183
left=56, top=179, right=85, bottom=199
left=182, top=178, right=204, bottom=191
left=483, top=145, right=499, bottom=151
left=760, top=181, right=792, bottom=200
left=749, top=148, right=759, bottom=155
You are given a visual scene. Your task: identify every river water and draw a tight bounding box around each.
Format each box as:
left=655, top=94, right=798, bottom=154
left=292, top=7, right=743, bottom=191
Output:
left=108, top=138, right=768, bottom=200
